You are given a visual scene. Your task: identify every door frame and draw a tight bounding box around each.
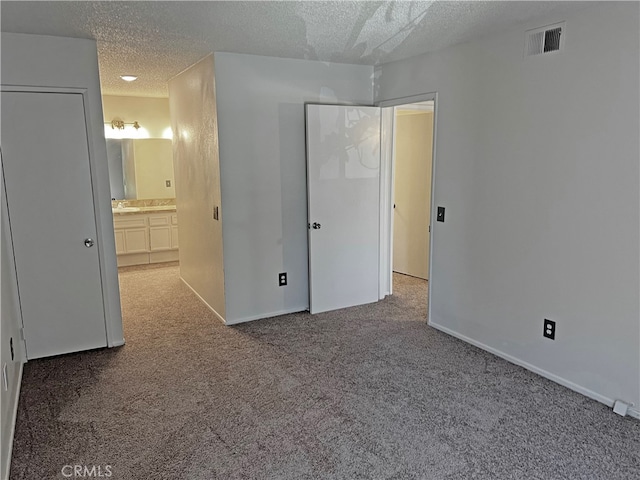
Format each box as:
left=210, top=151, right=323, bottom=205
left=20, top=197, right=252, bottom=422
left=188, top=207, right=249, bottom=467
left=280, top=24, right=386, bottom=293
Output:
left=0, top=153, right=28, bottom=363
left=377, top=92, right=438, bottom=322
left=0, top=85, right=122, bottom=349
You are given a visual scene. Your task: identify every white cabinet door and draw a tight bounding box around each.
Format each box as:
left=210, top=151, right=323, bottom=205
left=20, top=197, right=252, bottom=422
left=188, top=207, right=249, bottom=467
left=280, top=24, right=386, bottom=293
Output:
left=305, top=104, right=381, bottom=314
left=149, top=214, right=172, bottom=251
left=171, top=225, right=179, bottom=249
left=1, top=91, right=107, bottom=359
left=124, top=228, right=149, bottom=253
left=114, top=229, right=126, bottom=255
left=150, top=226, right=172, bottom=251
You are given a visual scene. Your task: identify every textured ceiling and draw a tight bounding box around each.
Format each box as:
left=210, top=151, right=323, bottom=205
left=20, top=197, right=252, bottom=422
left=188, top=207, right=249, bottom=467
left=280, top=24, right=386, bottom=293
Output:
left=1, top=1, right=589, bottom=98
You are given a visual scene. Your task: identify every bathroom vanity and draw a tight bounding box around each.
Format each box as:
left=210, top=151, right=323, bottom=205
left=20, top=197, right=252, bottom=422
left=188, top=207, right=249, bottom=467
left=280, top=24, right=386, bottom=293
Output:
left=113, top=205, right=178, bottom=267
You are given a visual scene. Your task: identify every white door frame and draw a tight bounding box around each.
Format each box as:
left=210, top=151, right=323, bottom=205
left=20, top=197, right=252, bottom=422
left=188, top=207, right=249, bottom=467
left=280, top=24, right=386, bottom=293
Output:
left=377, top=92, right=438, bottom=322
left=0, top=154, right=28, bottom=363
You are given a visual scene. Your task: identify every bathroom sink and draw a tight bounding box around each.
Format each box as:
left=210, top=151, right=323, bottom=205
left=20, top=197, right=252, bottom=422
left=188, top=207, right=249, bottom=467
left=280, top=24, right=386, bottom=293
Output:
left=112, top=206, right=141, bottom=213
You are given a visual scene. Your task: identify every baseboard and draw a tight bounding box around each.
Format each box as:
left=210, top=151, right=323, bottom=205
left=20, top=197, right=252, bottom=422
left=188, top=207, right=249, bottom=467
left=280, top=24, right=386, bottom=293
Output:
left=149, top=250, right=179, bottom=264
left=393, top=270, right=428, bottom=281
left=109, top=339, right=125, bottom=348
left=428, top=321, right=637, bottom=419
left=2, top=362, right=23, bottom=480
left=225, top=306, right=308, bottom=326
left=116, top=252, right=149, bottom=267
left=180, top=277, right=226, bottom=324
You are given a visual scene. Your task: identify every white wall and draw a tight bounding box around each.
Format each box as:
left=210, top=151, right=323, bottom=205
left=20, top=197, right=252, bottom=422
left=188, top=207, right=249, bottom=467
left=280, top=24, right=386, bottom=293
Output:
left=1, top=33, right=124, bottom=347
left=376, top=3, right=640, bottom=415
left=213, top=52, right=374, bottom=324
left=168, top=55, right=226, bottom=320
left=102, top=95, right=171, bottom=139
left=133, top=139, right=175, bottom=199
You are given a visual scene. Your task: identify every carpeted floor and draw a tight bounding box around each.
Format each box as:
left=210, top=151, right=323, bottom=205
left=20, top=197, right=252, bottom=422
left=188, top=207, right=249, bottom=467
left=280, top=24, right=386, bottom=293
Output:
left=10, top=263, right=640, bottom=479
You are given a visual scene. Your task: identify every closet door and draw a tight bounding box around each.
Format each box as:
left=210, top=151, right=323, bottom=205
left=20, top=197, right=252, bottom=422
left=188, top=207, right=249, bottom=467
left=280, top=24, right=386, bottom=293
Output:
left=1, top=91, right=107, bottom=359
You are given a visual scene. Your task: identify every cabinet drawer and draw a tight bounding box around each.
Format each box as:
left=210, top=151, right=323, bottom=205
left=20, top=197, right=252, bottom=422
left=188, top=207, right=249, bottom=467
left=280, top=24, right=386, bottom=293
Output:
left=149, top=214, right=170, bottom=226
left=114, top=216, right=147, bottom=229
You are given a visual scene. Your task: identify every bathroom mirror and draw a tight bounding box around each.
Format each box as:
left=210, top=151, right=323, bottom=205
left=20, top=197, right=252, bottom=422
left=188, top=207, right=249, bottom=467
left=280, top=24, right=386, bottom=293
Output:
left=106, top=138, right=175, bottom=200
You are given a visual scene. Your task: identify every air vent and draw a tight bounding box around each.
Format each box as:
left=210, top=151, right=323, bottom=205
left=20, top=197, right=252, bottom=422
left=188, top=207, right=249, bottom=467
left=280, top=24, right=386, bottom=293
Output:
left=525, top=22, right=565, bottom=57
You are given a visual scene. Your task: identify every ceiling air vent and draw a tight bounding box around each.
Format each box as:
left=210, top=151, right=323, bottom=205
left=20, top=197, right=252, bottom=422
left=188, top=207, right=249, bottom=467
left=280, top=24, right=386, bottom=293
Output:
left=525, top=22, right=565, bottom=57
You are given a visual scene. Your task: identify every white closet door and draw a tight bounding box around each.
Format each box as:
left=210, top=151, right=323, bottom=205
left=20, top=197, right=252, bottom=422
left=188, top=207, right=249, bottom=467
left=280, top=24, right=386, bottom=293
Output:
left=306, top=104, right=381, bottom=314
left=1, top=91, right=107, bottom=359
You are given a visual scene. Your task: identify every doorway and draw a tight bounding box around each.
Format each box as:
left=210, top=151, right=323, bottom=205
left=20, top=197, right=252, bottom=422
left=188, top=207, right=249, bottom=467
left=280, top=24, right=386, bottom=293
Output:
left=378, top=93, right=437, bottom=319
left=304, top=95, right=437, bottom=316
left=392, top=102, right=434, bottom=281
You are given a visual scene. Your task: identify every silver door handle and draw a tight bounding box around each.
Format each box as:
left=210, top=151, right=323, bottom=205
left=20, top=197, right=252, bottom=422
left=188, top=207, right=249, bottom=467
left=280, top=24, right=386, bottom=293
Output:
left=84, top=238, right=94, bottom=248
left=312, top=222, right=321, bottom=230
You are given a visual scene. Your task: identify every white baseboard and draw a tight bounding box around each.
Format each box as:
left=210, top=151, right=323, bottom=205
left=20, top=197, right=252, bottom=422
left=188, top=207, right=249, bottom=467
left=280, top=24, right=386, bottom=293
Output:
left=225, top=306, right=308, bottom=326
left=109, top=339, right=125, bottom=348
left=2, top=362, right=23, bottom=480
left=180, top=277, right=226, bottom=324
left=428, top=321, right=638, bottom=420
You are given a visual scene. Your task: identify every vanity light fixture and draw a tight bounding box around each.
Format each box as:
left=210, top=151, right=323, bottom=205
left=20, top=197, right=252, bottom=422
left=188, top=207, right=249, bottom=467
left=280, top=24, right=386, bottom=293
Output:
left=111, top=119, right=141, bottom=130
left=120, top=75, right=138, bottom=82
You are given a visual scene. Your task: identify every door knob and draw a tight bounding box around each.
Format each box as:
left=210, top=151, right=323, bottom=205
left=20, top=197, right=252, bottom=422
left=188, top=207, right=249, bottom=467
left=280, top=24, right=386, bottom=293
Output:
left=84, top=238, right=94, bottom=248
left=312, top=222, right=321, bottom=230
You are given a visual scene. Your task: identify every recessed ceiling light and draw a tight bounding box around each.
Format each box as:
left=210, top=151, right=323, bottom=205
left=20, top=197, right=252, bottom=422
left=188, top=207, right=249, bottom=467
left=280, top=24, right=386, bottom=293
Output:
left=120, top=75, right=138, bottom=82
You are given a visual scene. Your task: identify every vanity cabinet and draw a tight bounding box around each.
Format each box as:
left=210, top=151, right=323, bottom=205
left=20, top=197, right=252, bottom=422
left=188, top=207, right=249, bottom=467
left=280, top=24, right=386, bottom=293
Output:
left=114, top=216, right=149, bottom=255
left=113, top=211, right=178, bottom=266
left=171, top=214, right=179, bottom=249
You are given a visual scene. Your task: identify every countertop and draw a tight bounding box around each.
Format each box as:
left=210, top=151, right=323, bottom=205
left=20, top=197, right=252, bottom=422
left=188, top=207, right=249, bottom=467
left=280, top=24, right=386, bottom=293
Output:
left=112, top=205, right=177, bottom=215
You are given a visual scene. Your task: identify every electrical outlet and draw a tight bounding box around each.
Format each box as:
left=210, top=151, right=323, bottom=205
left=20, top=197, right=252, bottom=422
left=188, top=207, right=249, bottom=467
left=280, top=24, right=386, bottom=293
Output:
left=279, top=272, right=287, bottom=286
left=166, top=180, right=171, bottom=187
left=543, top=319, right=556, bottom=340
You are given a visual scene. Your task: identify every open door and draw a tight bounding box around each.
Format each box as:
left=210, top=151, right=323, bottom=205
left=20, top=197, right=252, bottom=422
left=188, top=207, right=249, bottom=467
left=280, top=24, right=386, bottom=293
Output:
left=305, top=104, right=381, bottom=314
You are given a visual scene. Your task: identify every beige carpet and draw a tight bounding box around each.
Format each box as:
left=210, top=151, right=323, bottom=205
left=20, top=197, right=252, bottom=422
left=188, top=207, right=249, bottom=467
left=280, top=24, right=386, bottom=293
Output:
left=9, top=263, right=640, bottom=479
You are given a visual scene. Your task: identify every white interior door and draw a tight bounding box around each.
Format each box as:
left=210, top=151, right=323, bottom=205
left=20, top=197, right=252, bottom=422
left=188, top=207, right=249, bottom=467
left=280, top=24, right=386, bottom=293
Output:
left=306, top=104, right=380, bottom=314
left=1, top=91, right=107, bottom=359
